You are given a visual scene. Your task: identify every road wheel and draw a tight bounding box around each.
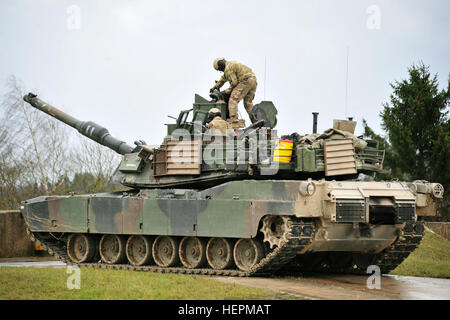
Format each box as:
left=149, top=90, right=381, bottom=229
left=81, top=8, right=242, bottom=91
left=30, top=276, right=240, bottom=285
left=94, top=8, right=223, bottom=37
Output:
left=99, top=234, right=126, bottom=264
left=152, top=236, right=179, bottom=267
left=67, top=234, right=96, bottom=263
left=126, top=235, right=153, bottom=266
left=179, top=237, right=206, bottom=269
left=233, top=238, right=263, bottom=272
left=206, top=237, right=233, bottom=270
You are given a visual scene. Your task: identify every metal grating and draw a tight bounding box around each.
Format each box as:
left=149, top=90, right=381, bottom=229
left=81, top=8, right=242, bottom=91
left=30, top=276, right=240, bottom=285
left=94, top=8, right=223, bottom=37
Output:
left=336, top=200, right=366, bottom=223
left=396, top=203, right=415, bottom=223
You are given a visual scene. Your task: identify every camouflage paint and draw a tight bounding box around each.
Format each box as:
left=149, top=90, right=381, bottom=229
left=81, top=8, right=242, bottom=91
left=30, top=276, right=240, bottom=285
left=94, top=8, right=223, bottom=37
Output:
left=88, top=195, right=143, bottom=234
left=24, top=196, right=88, bottom=232
left=22, top=179, right=441, bottom=242
left=22, top=181, right=302, bottom=238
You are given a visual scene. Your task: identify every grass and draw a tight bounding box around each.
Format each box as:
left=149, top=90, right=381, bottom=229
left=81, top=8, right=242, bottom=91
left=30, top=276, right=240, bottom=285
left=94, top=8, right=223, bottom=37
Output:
left=391, top=231, right=450, bottom=278
left=0, top=267, right=294, bottom=300
left=0, top=231, right=447, bottom=299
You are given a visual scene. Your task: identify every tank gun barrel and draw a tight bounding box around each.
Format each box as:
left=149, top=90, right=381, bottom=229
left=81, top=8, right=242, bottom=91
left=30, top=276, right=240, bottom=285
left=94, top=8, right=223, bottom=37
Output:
left=23, top=93, right=133, bottom=155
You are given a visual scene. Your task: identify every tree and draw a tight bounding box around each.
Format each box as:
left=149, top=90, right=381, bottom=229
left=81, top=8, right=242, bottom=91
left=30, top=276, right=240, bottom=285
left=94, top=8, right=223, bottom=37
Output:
left=68, top=137, right=122, bottom=194
left=0, top=75, right=122, bottom=210
left=381, top=62, right=449, bottom=219
left=1, top=76, right=70, bottom=195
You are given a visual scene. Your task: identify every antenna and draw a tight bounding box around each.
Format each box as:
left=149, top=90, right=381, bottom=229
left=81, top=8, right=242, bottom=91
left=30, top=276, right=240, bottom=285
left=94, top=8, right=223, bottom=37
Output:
left=345, top=46, right=349, bottom=118
left=264, top=56, right=267, bottom=100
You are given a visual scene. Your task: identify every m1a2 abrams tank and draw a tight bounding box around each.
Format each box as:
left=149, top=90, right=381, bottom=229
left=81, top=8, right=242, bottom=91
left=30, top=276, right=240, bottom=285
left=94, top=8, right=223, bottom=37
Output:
left=20, top=92, right=444, bottom=276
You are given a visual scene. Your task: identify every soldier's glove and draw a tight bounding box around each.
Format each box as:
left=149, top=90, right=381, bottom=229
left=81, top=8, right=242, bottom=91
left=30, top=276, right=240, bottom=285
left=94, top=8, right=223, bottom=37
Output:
left=209, top=92, right=220, bottom=101
left=209, top=86, right=217, bottom=93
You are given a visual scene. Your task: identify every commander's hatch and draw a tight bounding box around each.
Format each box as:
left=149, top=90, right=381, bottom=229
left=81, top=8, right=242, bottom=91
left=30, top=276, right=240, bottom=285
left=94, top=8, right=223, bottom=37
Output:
left=193, top=93, right=227, bottom=125
left=169, top=94, right=229, bottom=135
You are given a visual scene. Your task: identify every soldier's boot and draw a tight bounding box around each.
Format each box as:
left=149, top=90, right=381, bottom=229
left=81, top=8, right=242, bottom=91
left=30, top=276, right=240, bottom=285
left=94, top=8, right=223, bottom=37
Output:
left=227, top=118, right=246, bottom=129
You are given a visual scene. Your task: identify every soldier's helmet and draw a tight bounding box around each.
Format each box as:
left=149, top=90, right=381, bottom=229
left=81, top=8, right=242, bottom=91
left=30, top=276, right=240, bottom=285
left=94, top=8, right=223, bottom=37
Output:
left=213, top=57, right=225, bottom=71
left=207, top=107, right=222, bottom=123
left=209, top=107, right=221, bottom=115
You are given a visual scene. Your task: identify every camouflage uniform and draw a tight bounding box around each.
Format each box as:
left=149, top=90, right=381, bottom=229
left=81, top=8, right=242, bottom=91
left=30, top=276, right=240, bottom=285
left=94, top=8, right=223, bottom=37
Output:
left=207, top=116, right=233, bottom=136
left=214, top=61, right=257, bottom=121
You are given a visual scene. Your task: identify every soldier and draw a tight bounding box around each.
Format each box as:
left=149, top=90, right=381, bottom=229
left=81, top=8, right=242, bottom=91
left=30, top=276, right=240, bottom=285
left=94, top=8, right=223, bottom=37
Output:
left=210, top=58, right=257, bottom=123
left=206, top=108, right=233, bottom=136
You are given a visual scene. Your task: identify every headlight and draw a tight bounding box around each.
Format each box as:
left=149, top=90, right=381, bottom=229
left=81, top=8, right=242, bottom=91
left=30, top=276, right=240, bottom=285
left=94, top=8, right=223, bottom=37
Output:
left=299, top=181, right=316, bottom=196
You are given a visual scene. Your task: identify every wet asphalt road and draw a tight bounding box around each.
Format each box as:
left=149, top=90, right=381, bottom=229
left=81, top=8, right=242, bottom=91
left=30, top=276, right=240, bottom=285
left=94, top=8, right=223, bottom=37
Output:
left=214, top=274, right=450, bottom=300
left=1, top=259, right=448, bottom=299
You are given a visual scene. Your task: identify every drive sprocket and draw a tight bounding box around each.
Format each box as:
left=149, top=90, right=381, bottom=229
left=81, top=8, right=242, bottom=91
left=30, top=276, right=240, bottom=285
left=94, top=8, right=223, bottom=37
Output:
left=260, top=215, right=291, bottom=249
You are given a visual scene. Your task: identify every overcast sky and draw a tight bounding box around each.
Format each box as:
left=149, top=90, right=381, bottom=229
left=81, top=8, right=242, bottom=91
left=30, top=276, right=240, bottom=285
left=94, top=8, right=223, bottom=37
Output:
left=1, top=0, right=449, bottom=146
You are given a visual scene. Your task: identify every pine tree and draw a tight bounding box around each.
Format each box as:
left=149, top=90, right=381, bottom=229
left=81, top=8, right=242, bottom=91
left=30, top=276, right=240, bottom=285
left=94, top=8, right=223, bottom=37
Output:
left=361, top=119, right=398, bottom=180
left=381, top=63, right=449, bottom=219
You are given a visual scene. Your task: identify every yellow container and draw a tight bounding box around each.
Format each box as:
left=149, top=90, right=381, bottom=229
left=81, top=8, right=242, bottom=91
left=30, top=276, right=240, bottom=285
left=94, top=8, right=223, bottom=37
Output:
left=34, top=242, right=45, bottom=251
left=273, top=139, right=293, bottom=163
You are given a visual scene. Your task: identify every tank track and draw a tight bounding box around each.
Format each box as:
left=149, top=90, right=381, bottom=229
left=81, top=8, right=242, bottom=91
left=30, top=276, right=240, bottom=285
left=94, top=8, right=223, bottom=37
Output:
left=26, top=217, right=315, bottom=277
left=283, top=221, right=425, bottom=275
left=369, top=221, right=425, bottom=274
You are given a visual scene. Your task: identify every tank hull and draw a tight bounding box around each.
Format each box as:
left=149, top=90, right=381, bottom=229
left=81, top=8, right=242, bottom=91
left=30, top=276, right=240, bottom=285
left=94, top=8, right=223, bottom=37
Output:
left=21, top=179, right=426, bottom=275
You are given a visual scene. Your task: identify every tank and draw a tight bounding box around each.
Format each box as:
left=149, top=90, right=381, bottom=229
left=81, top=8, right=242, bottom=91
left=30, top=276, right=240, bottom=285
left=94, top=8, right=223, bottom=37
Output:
left=20, top=92, right=444, bottom=276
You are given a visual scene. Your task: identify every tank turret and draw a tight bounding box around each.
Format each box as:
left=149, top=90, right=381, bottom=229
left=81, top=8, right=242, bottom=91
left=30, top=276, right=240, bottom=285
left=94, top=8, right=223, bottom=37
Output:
left=23, top=93, right=133, bottom=155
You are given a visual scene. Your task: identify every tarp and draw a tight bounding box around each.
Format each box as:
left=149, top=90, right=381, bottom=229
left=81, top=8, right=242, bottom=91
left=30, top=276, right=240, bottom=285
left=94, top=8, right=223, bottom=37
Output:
left=298, top=128, right=367, bottom=151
